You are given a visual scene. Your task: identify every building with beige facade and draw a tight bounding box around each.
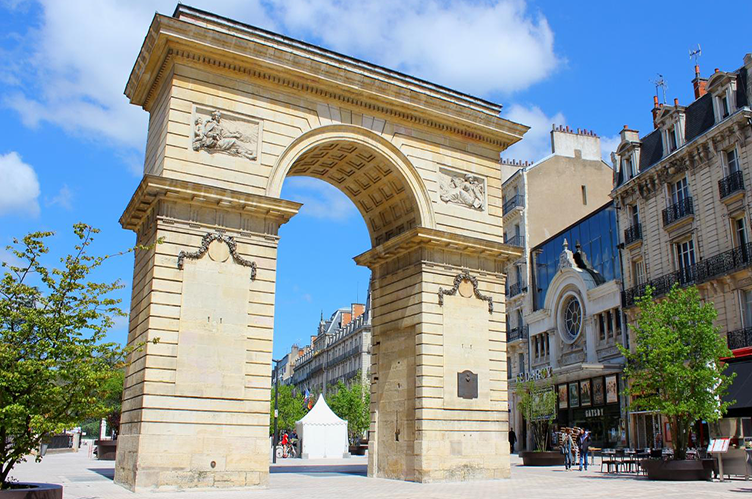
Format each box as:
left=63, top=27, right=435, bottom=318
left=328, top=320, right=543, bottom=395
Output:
left=115, top=5, right=526, bottom=491
left=291, top=301, right=371, bottom=394
left=501, top=127, right=616, bottom=449
left=612, top=55, right=752, bottom=449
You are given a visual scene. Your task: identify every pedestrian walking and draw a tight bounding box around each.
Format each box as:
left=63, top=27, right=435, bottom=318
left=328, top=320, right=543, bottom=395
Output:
left=509, top=429, right=517, bottom=453
left=561, top=428, right=574, bottom=470
left=578, top=430, right=590, bottom=471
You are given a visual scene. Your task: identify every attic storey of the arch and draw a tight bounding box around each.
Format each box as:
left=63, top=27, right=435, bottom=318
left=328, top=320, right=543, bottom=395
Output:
left=116, top=5, right=527, bottom=491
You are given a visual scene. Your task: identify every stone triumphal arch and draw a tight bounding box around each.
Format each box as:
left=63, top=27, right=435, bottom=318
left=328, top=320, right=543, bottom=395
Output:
left=116, top=5, right=527, bottom=491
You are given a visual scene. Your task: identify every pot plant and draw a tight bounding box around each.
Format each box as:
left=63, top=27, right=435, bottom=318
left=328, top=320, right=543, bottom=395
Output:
left=0, top=225, right=144, bottom=496
left=620, top=284, right=735, bottom=481
left=516, top=376, right=562, bottom=466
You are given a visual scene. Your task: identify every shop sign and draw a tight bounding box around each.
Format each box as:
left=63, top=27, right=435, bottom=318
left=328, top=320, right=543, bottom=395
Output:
left=585, top=407, right=604, bottom=418
left=516, top=366, right=553, bottom=383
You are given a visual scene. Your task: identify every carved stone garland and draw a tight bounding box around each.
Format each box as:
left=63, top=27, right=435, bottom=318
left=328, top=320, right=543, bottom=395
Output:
left=177, top=232, right=257, bottom=281
left=437, top=272, right=493, bottom=313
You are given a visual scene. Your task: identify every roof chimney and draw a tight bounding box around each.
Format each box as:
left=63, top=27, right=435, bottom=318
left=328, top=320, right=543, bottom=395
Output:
left=651, top=95, right=662, bottom=129
left=673, top=98, right=679, bottom=107
left=692, top=65, right=707, bottom=99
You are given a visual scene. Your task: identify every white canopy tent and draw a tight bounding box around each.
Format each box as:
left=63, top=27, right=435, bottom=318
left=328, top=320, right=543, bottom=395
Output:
left=295, top=394, right=349, bottom=459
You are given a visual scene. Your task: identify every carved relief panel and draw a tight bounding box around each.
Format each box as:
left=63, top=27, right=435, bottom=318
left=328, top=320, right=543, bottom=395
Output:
left=191, top=106, right=262, bottom=161
left=438, top=167, right=486, bottom=211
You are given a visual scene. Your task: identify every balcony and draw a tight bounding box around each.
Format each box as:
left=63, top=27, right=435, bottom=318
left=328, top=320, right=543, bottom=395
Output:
left=507, top=325, right=529, bottom=343
left=727, top=327, right=752, bottom=350
left=662, top=197, right=694, bottom=227
left=624, top=223, right=642, bottom=246
left=502, top=194, right=525, bottom=216
left=505, top=235, right=525, bottom=248
left=507, top=281, right=528, bottom=298
left=623, top=241, right=752, bottom=307
left=719, top=170, right=745, bottom=199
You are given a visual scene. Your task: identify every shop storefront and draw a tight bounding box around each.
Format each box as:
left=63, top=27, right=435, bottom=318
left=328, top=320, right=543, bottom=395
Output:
left=555, top=374, right=622, bottom=448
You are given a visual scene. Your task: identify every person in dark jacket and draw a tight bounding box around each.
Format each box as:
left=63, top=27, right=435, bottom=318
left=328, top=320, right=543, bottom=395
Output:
left=561, top=429, right=574, bottom=470
left=578, top=430, right=590, bottom=471
left=509, top=429, right=517, bottom=453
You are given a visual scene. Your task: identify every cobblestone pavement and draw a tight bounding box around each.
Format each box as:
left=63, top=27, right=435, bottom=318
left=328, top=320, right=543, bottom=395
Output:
left=11, top=447, right=751, bottom=499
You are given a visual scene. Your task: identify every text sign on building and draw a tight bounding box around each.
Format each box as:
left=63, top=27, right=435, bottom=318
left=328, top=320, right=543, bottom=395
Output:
left=516, top=366, right=553, bottom=383
left=585, top=407, right=603, bottom=418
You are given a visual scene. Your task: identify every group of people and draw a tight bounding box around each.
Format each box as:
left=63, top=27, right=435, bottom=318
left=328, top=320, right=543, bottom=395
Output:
left=559, top=427, right=591, bottom=471
left=278, top=430, right=299, bottom=458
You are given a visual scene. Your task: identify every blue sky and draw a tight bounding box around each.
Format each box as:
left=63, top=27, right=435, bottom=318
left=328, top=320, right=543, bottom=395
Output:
left=1, top=0, right=750, bottom=358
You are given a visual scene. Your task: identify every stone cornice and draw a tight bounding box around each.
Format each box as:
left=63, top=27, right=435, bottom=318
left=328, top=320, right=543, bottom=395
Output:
left=120, top=175, right=301, bottom=232
left=353, top=227, right=522, bottom=268
left=125, top=9, right=528, bottom=149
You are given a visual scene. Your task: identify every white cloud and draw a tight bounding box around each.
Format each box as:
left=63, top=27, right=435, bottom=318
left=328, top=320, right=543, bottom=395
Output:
left=501, top=104, right=566, bottom=162
left=599, top=134, right=621, bottom=166
left=0, top=151, right=40, bottom=217
left=45, top=184, right=74, bottom=210
left=271, top=0, right=560, bottom=96
left=282, top=177, right=358, bottom=222
left=2, top=1, right=559, bottom=165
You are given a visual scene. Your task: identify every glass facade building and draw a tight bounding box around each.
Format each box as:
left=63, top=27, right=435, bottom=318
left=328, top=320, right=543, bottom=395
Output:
left=533, top=202, right=621, bottom=310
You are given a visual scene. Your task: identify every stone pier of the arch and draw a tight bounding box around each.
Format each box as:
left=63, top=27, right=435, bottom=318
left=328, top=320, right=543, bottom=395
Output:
left=115, top=5, right=527, bottom=491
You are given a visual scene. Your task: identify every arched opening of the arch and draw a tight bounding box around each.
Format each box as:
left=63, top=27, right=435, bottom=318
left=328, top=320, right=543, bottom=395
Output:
left=285, top=139, right=422, bottom=247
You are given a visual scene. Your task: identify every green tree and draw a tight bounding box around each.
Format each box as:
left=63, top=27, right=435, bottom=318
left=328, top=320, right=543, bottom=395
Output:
left=0, top=225, right=135, bottom=488
left=516, top=377, right=556, bottom=452
left=269, top=385, right=306, bottom=435
left=78, top=369, right=125, bottom=439
left=327, top=373, right=370, bottom=444
left=620, top=285, right=734, bottom=460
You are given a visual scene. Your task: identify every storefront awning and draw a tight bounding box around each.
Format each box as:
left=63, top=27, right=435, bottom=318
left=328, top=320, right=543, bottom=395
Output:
left=723, top=358, right=752, bottom=416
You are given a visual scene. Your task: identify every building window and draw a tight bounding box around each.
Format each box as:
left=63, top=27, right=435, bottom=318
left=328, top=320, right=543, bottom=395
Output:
left=726, top=148, right=739, bottom=174
left=632, top=259, right=645, bottom=286
left=667, top=125, right=678, bottom=152
left=606, top=310, right=613, bottom=337
left=733, top=216, right=748, bottom=248
left=615, top=311, right=622, bottom=335
left=518, top=353, right=525, bottom=374
left=630, top=204, right=640, bottom=227
left=721, top=94, right=730, bottom=118
left=563, top=297, right=583, bottom=340
left=581, top=185, right=588, bottom=205
left=670, top=177, right=690, bottom=205
left=674, top=239, right=696, bottom=281
left=598, top=314, right=606, bottom=341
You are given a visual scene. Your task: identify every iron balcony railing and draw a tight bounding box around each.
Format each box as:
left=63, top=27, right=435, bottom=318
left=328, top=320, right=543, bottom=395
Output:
left=727, top=327, right=752, bottom=350
left=624, top=223, right=642, bottom=246
left=507, top=281, right=528, bottom=298
left=623, top=241, right=752, bottom=307
left=505, top=235, right=525, bottom=248
left=507, top=325, right=529, bottom=343
left=662, top=197, right=694, bottom=226
left=502, top=194, right=525, bottom=215
left=719, top=170, right=745, bottom=199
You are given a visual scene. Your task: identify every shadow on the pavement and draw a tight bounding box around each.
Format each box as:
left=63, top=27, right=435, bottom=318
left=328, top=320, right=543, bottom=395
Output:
left=730, top=488, right=752, bottom=493
left=270, top=465, right=367, bottom=477
left=88, top=468, right=115, bottom=480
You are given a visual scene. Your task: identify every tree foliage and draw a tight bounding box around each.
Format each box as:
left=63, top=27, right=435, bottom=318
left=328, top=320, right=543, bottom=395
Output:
left=516, top=377, right=557, bottom=452
left=620, top=285, right=734, bottom=460
left=0, top=225, right=134, bottom=487
left=269, top=384, right=306, bottom=435
left=326, top=373, right=370, bottom=444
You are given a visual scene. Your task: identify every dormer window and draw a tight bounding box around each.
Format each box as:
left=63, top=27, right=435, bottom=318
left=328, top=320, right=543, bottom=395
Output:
left=721, top=94, right=730, bottom=118
left=668, top=125, right=678, bottom=152
left=622, top=154, right=637, bottom=179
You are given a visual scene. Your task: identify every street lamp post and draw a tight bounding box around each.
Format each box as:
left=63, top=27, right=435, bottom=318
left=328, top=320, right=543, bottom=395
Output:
left=272, top=358, right=281, bottom=464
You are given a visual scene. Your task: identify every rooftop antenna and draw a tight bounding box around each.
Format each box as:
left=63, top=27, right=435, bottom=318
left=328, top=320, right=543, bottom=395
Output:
left=689, top=44, right=702, bottom=65
left=651, top=74, right=668, bottom=104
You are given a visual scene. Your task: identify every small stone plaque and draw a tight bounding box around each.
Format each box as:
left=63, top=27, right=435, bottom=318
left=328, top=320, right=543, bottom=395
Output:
left=457, top=370, right=478, bottom=399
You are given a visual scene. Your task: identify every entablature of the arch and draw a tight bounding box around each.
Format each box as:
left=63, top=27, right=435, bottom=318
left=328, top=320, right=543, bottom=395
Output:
left=353, top=227, right=523, bottom=270
left=126, top=6, right=528, bottom=150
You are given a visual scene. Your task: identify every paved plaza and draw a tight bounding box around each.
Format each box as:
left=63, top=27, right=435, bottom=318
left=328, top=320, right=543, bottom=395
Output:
left=11, top=446, right=751, bottom=499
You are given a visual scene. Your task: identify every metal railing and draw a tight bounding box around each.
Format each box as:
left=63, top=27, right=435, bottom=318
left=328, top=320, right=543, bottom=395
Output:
left=623, top=241, right=752, bottom=307
left=507, top=281, right=528, bottom=298
left=505, top=235, right=525, bottom=247
left=507, top=325, right=529, bottom=343
left=662, top=197, right=694, bottom=226
left=624, top=223, right=642, bottom=245
left=727, top=327, right=752, bottom=350
left=719, top=170, right=745, bottom=199
left=502, top=195, right=525, bottom=215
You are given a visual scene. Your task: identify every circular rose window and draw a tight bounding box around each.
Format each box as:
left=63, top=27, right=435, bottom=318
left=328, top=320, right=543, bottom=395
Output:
left=562, top=296, right=583, bottom=342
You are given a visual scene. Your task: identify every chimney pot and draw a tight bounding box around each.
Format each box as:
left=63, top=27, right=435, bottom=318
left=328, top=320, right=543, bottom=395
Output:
left=673, top=98, right=679, bottom=106
left=715, top=68, right=720, bottom=73
left=653, top=95, right=659, bottom=107
left=623, top=125, right=628, bottom=129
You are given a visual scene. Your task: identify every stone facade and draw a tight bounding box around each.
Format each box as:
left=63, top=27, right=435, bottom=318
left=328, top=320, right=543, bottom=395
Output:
left=500, top=128, right=615, bottom=449
left=291, top=301, right=371, bottom=393
left=115, top=5, right=525, bottom=491
left=612, top=55, right=752, bottom=448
